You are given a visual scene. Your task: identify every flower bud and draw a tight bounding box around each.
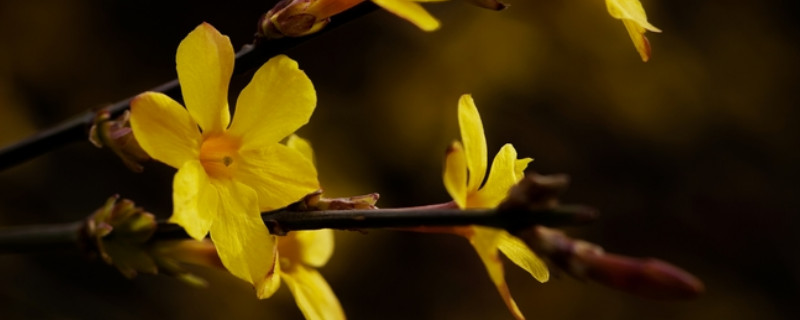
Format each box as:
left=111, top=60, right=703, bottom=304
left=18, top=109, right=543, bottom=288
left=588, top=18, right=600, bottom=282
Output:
left=84, top=196, right=223, bottom=286
left=515, top=226, right=705, bottom=300
left=259, top=0, right=365, bottom=39
left=290, top=190, right=380, bottom=211
left=150, top=239, right=224, bottom=287
left=89, top=109, right=151, bottom=172
left=84, top=196, right=159, bottom=278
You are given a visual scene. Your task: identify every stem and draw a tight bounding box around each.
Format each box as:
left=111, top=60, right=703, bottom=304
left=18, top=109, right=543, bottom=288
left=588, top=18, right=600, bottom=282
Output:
left=0, top=2, right=379, bottom=172
left=155, top=205, right=596, bottom=239
left=1, top=205, right=596, bottom=253
left=266, top=205, right=596, bottom=234
left=0, top=222, right=83, bottom=253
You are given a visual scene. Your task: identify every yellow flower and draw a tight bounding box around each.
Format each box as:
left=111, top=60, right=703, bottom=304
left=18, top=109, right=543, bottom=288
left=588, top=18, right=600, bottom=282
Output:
left=442, top=94, right=549, bottom=320
left=259, top=134, right=344, bottom=320
left=372, top=0, right=448, bottom=31
left=274, top=230, right=343, bottom=320
left=129, top=23, right=319, bottom=298
left=605, top=0, right=662, bottom=62
left=265, top=0, right=447, bottom=37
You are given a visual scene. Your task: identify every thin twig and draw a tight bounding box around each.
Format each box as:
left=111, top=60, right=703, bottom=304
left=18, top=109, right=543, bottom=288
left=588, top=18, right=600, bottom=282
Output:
left=0, top=2, right=379, bottom=172
left=0, top=221, right=83, bottom=253
left=0, top=205, right=596, bottom=254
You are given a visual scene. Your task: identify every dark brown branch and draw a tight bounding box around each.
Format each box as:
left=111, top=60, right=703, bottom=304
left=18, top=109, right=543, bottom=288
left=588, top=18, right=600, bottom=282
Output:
left=0, top=205, right=596, bottom=254
left=0, top=221, right=83, bottom=253
left=157, top=204, right=598, bottom=239
left=267, top=205, right=596, bottom=233
left=0, top=2, right=379, bottom=171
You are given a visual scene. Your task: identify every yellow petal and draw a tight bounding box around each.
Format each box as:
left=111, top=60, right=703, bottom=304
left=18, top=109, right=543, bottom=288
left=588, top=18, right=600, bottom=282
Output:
left=443, top=141, right=468, bottom=209
left=469, top=227, right=525, bottom=320
left=497, top=231, right=549, bottom=283
left=372, top=0, right=441, bottom=31
left=129, top=92, right=201, bottom=169
left=514, top=157, right=532, bottom=181
left=229, top=55, right=316, bottom=148
left=176, top=22, right=233, bottom=135
left=605, top=0, right=661, bottom=32
left=234, top=143, right=319, bottom=211
left=208, top=180, right=277, bottom=293
left=605, top=0, right=661, bottom=62
left=170, top=160, right=219, bottom=240
left=282, top=264, right=345, bottom=320
left=623, top=20, right=652, bottom=62
left=295, top=230, right=335, bottom=267
left=469, top=144, right=517, bottom=208
left=458, top=94, right=488, bottom=193
left=259, top=250, right=282, bottom=299
left=287, top=134, right=315, bottom=163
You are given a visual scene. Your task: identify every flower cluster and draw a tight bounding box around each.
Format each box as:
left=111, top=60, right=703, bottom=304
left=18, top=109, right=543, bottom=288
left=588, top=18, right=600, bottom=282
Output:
left=264, top=0, right=659, bottom=61
left=441, top=95, right=548, bottom=320
left=126, top=0, right=666, bottom=317
left=130, top=23, right=319, bottom=298
left=130, top=23, right=346, bottom=318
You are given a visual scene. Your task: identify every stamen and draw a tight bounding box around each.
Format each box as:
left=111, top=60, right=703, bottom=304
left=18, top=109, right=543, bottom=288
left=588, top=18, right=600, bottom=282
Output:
left=198, top=134, right=241, bottom=179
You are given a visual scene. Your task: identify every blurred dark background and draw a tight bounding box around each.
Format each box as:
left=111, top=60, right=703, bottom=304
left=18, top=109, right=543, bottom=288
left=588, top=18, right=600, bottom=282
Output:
left=1, top=0, right=798, bottom=319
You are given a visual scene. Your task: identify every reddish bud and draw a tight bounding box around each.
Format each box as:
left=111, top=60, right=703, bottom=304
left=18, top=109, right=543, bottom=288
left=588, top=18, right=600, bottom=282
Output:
left=516, top=226, right=704, bottom=300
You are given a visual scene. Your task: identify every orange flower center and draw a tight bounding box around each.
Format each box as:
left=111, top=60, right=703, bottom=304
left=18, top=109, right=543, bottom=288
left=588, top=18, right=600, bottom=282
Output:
left=199, top=134, right=241, bottom=179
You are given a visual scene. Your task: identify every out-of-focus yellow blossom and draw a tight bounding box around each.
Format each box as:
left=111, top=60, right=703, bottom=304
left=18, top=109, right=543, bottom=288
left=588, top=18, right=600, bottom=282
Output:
left=130, top=23, right=319, bottom=298
left=606, top=0, right=662, bottom=61
left=263, top=135, right=344, bottom=320
left=372, top=0, right=448, bottom=31
left=442, top=94, right=549, bottom=320
left=264, top=0, right=448, bottom=37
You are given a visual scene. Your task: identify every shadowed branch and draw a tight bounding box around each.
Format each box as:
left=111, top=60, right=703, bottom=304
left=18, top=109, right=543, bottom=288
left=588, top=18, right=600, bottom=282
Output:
left=0, top=2, right=379, bottom=171
left=0, top=173, right=704, bottom=300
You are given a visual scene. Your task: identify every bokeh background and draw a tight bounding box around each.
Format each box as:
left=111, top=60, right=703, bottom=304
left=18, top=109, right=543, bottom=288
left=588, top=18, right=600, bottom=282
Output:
left=1, top=0, right=798, bottom=319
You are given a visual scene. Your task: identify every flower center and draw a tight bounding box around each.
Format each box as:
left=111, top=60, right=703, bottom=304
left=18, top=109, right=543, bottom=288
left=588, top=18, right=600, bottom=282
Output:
left=199, top=134, right=241, bottom=179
